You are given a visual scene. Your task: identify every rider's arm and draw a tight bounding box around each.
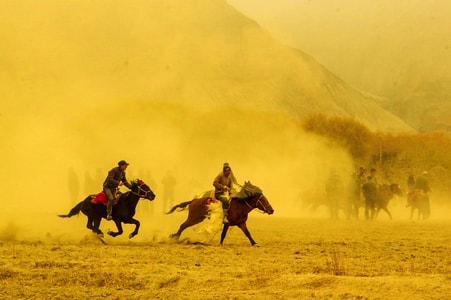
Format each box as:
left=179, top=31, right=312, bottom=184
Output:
left=213, top=175, right=226, bottom=191
left=105, top=168, right=120, bottom=187
left=122, top=173, right=132, bottom=189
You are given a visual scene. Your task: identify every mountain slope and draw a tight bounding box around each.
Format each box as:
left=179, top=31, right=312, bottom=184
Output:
left=0, top=0, right=412, bottom=132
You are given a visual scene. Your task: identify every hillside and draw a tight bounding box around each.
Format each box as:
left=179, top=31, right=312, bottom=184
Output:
left=0, top=0, right=412, bottom=132
left=386, top=80, right=451, bottom=133
left=226, top=0, right=451, bottom=134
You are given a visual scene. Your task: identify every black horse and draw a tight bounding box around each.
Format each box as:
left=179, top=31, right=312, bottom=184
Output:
left=59, top=179, right=155, bottom=240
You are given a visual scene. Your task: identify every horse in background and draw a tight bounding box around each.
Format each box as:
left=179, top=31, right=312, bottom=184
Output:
left=408, top=189, right=430, bottom=220
left=167, top=181, right=274, bottom=246
left=374, top=183, right=403, bottom=220
left=59, top=179, right=155, bottom=241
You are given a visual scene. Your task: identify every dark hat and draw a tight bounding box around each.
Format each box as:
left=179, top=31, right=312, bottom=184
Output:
left=118, top=160, right=129, bottom=166
left=223, top=162, right=231, bottom=171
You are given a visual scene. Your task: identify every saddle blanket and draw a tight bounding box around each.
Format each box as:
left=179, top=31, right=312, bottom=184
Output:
left=90, top=191, right=119, bottom=205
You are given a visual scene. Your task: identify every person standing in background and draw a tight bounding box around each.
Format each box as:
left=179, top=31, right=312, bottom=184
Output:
left=414, top=171, right=431, bottom=218
left=325, top=169, right=344, bottom=220
left=162, top=170, right=177, bottom=213
left=68, top=167, right=80, bottom=205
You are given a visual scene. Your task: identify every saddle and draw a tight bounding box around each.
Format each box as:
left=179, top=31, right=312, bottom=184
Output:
left=90, top=190, right=121, bottom=206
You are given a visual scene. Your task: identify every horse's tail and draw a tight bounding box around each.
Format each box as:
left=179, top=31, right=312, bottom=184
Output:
left=58, top=198, right=87, bottom=218
left=166, top=200, right=193, bottom=214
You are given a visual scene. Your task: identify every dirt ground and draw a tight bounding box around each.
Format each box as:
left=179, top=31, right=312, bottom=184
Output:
left=0, top=210, right=450, bottom=299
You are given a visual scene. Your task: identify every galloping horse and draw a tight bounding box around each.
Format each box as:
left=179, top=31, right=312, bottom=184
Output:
left=59, top=179, right=155, bottom=240
left=167, top=181, right=274, bottom=246
left=374, top=183, right=403, bottom=220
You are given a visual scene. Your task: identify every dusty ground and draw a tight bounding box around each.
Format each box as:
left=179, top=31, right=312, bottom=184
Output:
left=0, top=210, right=450, bottom=299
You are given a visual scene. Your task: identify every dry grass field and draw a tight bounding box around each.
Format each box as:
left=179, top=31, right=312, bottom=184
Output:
left=0, top=208, right=450, bottom=299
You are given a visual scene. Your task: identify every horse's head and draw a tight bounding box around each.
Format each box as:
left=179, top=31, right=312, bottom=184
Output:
left=390, top=183, right=404, bottom=197
left=255, top=194, right=274, bottom=215
left=132, top=179, right=156, bottom=201
left=239, top=181, right=274, bottom=215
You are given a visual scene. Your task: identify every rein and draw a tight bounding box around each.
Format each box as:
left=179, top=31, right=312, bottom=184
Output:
left=130, top=183, right=151, bottom=198
left=244, top=194, right=267, bottom=214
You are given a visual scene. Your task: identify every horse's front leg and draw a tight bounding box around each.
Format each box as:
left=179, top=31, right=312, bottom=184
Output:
left=237, top=222, right=257, bottom=246
left=122, top=218, right=140, bottom=239
left=220, top=223, right=230, bottom=245
left=108, top=219, right=124, bottom=237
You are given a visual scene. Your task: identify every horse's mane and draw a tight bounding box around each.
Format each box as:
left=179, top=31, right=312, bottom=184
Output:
left=130, top=178, right=145, bottom=188
left=234, top=181, right=262, bottom=200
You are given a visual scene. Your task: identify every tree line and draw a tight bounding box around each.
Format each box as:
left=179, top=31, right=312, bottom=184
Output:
left=301, top=113, right=451, bottom=203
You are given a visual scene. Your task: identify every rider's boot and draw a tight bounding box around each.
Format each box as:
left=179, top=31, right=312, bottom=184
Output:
left=223, top=209, right=228, bottom=223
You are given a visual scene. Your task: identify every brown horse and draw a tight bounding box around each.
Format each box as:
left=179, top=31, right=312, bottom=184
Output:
left=374, top=183, right=403, bottom=220
left=167, top=181, right=274, bottom=246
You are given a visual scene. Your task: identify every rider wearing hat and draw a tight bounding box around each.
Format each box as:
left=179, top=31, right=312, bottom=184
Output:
left=213, top=163, right=238, bottom=223
left=103, top=160, right=132, bottom=220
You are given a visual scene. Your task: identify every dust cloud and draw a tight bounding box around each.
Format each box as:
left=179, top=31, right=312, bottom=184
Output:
left=1, top=0, right=445, bottom=243
left=1, top=93, right=354, bottom=241
left=0, top=1, right=353, bottom=232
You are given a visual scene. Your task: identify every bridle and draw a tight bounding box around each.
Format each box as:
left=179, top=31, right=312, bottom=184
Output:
left=130, top=182, right=153, bottom=199
left=244, top=194, right=270, bottom=214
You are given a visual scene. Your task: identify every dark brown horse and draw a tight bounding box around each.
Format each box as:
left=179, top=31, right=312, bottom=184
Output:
left=167, top=181, right=274, bottom=246
left=374, top=183, right=403, bottom=220
left=59, top=179, right=155, bottom=240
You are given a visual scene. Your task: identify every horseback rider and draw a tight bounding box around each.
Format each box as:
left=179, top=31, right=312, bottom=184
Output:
left=213, top=163, right=237, bottom=223
left=413, top=171, right=431, bottom=217
left=216, top=162, right=239, bottom=186
left=361, top=174, right=378, bottom=220
left=103, top=160, right=132, bottom=220
left=406, top=174, right=416, bottom=207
